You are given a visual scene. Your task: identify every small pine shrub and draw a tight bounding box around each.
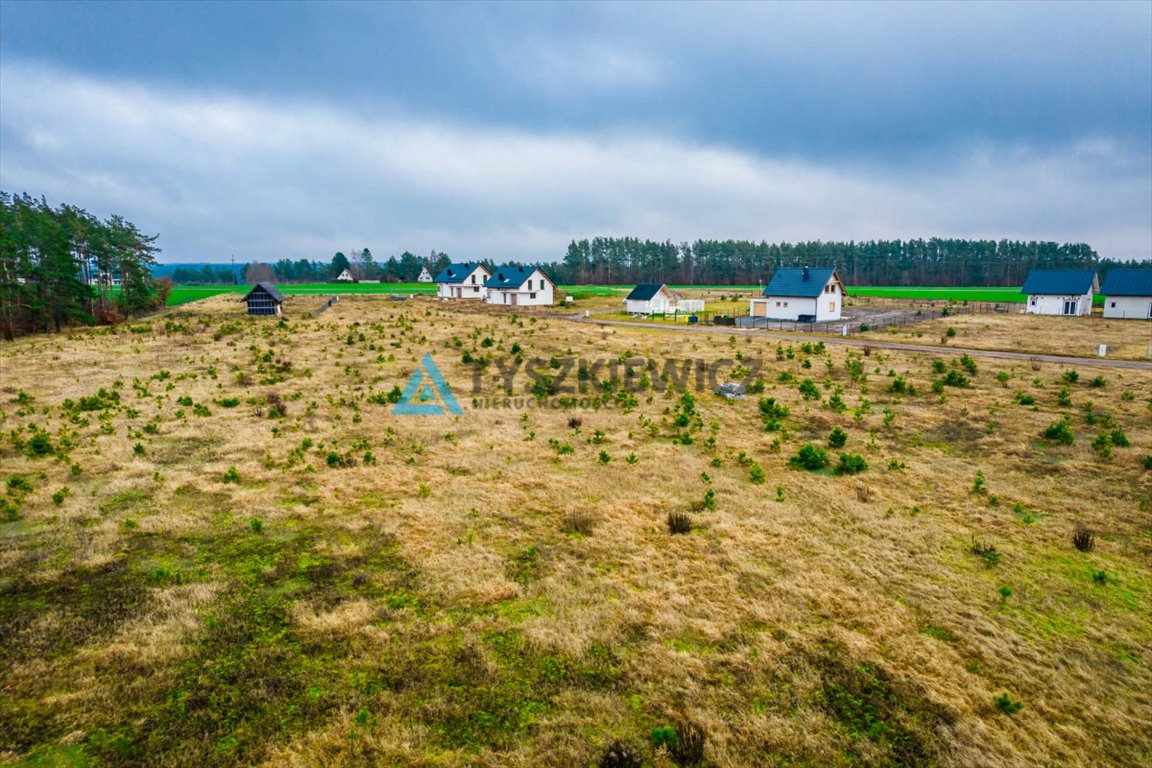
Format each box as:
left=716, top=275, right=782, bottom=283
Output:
left=1072, top=523, right=1095, bottom=552
left=788, top=443, right=830, bottom=471
left=828, top=427, right=848, bottom=449
left=1092, top=570, right=1109, bottom=585
left=667, top=511, right=692, bottom=535
left=598, top=450, right=611, bottom=464
left=998, top=585, right=1012, bottom=599
left=749, top=463, right=765, bottom=484
left=249, top=517, right=263, bottom=534
left=1089, top=375, right=1106, bottom=388
left=758, top=397, right=789, bottom=431
left=972, top=470, right=986, bottom=493
left=835, top=453, right=867, bottom=475
left=222, top=466, right=240, bottom=483
left=1062, top=370, right=1079, bottom=384
left=1042, top=419, right=1075, bottom=445
left=993, top=693, right=1023, bottom=715
left=651, top=725, right=678, bottom=750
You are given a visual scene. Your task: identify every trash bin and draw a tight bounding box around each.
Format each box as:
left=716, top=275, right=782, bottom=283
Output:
left=688, top=315, right=698, bottom=324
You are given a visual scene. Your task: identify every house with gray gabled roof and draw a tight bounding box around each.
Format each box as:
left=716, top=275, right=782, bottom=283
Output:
left=1100, top=269, right=1152, bottom=320
left=241, top=282, right=285, bottom=316
left=749, top=266, right=846, bottom=322
left=434, top=262, right=490, bottom=300
left=484, top=266, right=555, bottom=306
left=625, top=283, right=678, bottom=314
left=1021, top=269, right=1098, bottom=316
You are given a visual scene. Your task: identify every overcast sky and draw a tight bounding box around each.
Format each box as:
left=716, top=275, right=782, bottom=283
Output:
left=1, top=1, right=1149, bottom=265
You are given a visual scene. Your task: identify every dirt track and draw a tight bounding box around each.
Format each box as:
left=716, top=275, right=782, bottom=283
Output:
left=568, top=316, right=1152, bottom=371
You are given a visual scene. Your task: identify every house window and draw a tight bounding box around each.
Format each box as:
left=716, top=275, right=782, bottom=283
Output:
left=1063, top=300, right=1077, bottom=316
left=783, top=301, right=789, bottom=307
left=775, top=301, right=781, bottom=307
left=471, top=275, right=476, bottom=284
left=530, top=292, right=537, bottom=299
left=1110, top=302, right=1116, bottom=308
left=829, top=302, right=835, bottom=312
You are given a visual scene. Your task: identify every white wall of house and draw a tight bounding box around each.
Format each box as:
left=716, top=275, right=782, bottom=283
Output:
left=487, top=271, right=554, bottom=306
left=758, top=295, right=816, bottom=321
left=751, top=279, right=842, bottom=321
left=1102, top=296, right=1152, bottom=320
left=1025, top=293, right=1093, bottom=316
left=436, top=267, right=490, bottom=299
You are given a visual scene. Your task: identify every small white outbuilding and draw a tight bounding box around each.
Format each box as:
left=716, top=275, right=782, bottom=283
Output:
left=1021, top=270, right=1098, bottom=316
left=624, top=283, right=678, bottom=314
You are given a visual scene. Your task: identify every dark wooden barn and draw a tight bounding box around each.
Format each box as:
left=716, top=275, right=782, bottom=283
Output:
left=241, top=283, right=286, bottom=316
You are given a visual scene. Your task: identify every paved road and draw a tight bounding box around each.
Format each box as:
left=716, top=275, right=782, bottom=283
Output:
left=565, top=316, right=1152, bottom=371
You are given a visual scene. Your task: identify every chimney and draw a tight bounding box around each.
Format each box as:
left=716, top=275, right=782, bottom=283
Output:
left=802, top=264, right=810, bottom=280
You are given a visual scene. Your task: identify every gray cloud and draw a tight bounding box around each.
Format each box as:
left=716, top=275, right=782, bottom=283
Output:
left=1, top=61, right=1148, bottom=264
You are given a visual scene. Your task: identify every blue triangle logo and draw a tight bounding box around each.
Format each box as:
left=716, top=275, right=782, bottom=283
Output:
left=393, top=353, right=463, bottom=415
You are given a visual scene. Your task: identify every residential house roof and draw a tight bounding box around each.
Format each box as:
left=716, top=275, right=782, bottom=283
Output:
left=433, top=262, right=485, bottom=284
left=625, top=283, right=667, bottom=301
left=241, top=282, right=286, bottom=303
left=484, top=265, right=553, bottom=290
left=1100, top=269, right=1152, bottom=297
left=1020, top=269, right=1098, bottom=296
left=762, top=267, right=843, bottom=298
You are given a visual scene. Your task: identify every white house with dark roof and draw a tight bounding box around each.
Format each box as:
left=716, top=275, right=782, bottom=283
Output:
left=434, top=262, right=490, bottom=300
left=1021, top=269, right=1098, bottom=316
left=749, top=266, right=846, bottom=322
left=624, top=283, right=678, bottom=314
left=1100, top=269, right=1152, bottom=320
left=417, top=266, right=433, bottom=283
left=484, top=266, right=555, bottom=306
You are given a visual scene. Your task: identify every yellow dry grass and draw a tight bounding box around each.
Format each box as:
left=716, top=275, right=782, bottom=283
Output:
left=858, top=308, right=1151, bottom=361
left=0, top=294, right=1149, bottom=767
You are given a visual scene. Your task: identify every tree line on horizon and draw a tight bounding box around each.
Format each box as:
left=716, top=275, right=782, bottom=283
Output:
left=210, top=237, right=1145, bottom=288
left=0, top=192, right=169, bottom=340
left=549, top=237, right=1144, bottom=287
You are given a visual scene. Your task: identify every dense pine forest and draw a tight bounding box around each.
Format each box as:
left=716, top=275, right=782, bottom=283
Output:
left=551, top=237, right=1145, bottom=286
left=0, top=192, right=169, bottom=339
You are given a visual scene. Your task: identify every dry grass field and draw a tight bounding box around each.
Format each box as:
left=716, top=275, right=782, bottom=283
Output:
left=858, top=312, right=1152, bottom=362
left=1, top=296, right=1149, bottom=767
